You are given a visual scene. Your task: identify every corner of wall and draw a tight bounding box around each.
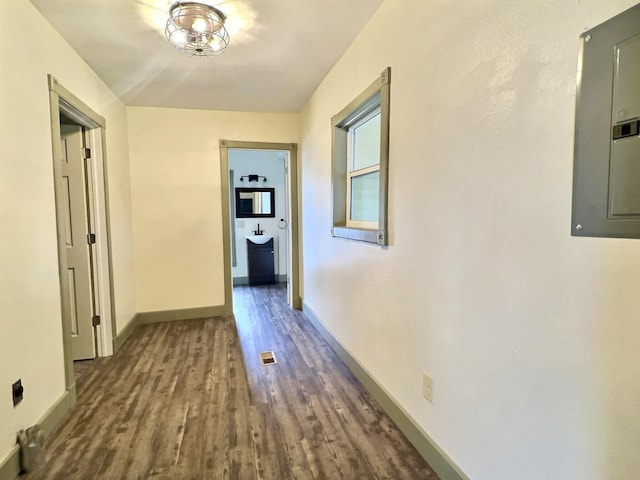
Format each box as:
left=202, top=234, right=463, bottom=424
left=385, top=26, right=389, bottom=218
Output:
left=0, top=386, right=76, bottom=480
left=113, top=313, right=140, bottom=354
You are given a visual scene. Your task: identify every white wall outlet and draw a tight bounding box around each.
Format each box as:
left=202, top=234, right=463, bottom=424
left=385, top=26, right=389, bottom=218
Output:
left=422, top=374, right=433, bottom=403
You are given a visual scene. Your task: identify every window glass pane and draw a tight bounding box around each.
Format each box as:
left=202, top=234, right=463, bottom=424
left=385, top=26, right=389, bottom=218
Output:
left=350, top=170, right=379, bottom=223
left=352, top=112, right=381, bottom=171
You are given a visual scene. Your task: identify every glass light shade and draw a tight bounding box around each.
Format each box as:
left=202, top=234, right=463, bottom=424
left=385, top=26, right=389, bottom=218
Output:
left=165, top=2, right=230, bottom=57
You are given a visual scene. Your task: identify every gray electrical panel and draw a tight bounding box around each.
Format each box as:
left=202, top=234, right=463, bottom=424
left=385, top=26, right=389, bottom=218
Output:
left=572, top=3, right=640, bottom=238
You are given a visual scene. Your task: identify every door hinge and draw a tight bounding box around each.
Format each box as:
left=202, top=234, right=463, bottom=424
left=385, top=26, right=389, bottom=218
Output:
left=87, top=233, right=96, bottom=244
left=92, top=315, right=101, bottom=327
left=83, top=148, right=91, bottom=159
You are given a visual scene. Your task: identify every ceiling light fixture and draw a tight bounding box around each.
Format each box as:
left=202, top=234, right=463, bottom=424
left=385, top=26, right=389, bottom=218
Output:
left=165, top=2, right=230, bottom=57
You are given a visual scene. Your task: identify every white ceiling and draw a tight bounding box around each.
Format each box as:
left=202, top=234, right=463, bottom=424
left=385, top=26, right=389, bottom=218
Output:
left=29, top=0, right=383, bottom=113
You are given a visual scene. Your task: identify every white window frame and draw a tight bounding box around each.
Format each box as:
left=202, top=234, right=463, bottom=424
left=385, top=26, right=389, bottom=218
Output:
left=331, top=67, right=391, bottom=245
left=345, top=107, right=381, bottom=229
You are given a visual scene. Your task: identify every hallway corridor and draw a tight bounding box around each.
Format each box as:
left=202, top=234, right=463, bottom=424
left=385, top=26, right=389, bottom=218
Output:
left=23, top=285, right=437, bottom=479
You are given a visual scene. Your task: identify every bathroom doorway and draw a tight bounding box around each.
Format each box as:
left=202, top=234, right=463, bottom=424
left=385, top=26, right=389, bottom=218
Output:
left=219, top=140, right=301, bottom=310
left=229, top=149, right=286, bottom=286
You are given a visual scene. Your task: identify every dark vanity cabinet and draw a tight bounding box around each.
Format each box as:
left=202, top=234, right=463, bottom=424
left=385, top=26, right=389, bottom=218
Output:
left=247, top=237, right=276, bottom=286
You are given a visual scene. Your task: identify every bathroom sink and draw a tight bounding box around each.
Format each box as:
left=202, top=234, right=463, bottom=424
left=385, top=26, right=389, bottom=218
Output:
left=246, top=235, right=273, bottom=245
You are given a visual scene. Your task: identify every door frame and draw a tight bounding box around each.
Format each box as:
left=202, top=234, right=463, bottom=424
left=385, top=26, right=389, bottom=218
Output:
left=48, top=75, right=116, bottom=392
left=219, top=140, right=301, bottom=310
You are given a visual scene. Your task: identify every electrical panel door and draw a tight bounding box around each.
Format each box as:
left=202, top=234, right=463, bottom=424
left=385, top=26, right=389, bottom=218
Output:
left=572, top=3, right=640, bottom=238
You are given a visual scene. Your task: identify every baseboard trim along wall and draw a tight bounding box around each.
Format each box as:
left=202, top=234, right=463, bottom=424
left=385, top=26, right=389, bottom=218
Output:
left=0, top=446, right=19, bottom=480
left=302, top=302, right=469, bottom=480
left=0, top=386, right=76, bottom=480
left=114, top=305, right=231, bottom=353
left=113, top=313, right=140, bottom=354
left=137, top=304, right=228, bottom=324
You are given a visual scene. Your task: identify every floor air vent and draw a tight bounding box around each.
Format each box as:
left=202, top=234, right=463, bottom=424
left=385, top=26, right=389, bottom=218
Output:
left=259, top=351, right=277, bottom=366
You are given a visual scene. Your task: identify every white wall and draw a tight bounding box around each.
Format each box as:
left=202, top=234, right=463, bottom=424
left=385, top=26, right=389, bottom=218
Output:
left=229, top=149, right=287, bottom=280
left=0, top=0, right=136, bottom=464
left=299, top=1, right=640, bottom=479
left=128, top=107, right=297, bottom=312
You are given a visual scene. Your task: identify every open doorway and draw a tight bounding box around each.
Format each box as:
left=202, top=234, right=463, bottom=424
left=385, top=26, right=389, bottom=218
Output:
left=219, top=140, right=301, bottom=311
left=229, top=149, right=287, bottom=286
left=48, top=76, right=116, bottom=393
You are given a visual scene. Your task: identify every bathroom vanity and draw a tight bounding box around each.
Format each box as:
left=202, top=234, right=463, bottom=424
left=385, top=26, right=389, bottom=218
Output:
left=246, top=235, right=276, bottom=286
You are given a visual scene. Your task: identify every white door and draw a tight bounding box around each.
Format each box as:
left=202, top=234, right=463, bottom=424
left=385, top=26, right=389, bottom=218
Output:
left=61, top=126, right=95, bottom=360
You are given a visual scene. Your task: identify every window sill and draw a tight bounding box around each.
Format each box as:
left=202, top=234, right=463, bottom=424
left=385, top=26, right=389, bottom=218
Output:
left=332, top=226, right=386, bottom=245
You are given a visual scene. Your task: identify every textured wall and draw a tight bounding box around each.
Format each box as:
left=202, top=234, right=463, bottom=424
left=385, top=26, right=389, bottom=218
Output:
left=299, top=1, right=640, bottom=478
left=0, top=0, right=136, bottom=462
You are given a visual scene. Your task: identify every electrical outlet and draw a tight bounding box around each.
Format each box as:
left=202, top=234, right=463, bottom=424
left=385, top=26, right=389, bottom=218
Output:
left=12, top=379, right=24, bottom=406
left=422, top=374, right=433, bottom=403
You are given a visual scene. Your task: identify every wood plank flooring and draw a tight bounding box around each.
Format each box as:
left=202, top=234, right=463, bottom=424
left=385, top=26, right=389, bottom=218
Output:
left=22, top=284, right=439, bottom=479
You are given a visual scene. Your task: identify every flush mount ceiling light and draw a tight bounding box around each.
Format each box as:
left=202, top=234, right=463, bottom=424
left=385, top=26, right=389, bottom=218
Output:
left=165, top=2, right=230, bottom=56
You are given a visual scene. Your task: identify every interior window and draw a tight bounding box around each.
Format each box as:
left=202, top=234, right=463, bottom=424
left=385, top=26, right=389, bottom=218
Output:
left=331, top=67, right=390, bottom=245
left=347, top=108, right=381, bottom=228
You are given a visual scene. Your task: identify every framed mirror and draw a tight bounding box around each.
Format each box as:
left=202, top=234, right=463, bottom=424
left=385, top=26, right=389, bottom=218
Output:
left=235, top=187, right=276, bottom=218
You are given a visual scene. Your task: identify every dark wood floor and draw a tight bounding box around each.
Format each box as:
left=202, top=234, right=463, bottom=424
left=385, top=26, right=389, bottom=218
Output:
left=24, top=284, right=438, bottom=479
